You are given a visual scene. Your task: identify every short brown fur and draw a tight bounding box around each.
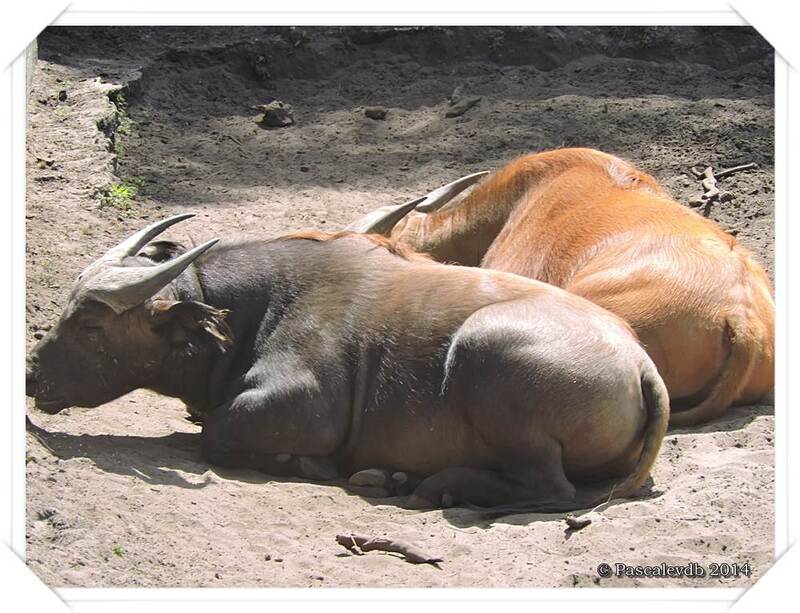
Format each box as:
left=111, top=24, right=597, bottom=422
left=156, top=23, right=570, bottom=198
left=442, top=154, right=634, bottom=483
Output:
left=279, top=230, right=434, bottom=263
left=381, top=148, right=774, bottom=426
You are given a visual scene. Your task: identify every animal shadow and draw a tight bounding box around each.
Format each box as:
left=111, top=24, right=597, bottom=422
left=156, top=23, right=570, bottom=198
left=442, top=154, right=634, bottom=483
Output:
left=26, top=415, right=662, bottom=529
left=669, top=403, right=773, bottom=435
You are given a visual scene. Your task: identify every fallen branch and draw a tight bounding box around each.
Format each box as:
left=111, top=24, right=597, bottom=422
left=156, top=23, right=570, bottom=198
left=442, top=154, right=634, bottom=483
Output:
left=688, top=162, right=756, bottom=215
left=335, top=533, right=443, bottom=566
left=445, top=96, right=481, bottom=118
left=225, top=134, right=243, bottom=147
left=716, top=162, right=758, bottom=179
left=224, top=134, right=248, bottom=156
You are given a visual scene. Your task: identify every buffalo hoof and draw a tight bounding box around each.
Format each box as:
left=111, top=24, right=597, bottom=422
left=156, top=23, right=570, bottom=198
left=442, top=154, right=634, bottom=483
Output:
left=348, top=468, right=392, bottom=489
left=393, top=471, right=423, bottom=496
left=295, top=456, right=338, bottom=481
left=401, top=494, right=437, bottom=510
left=391, top=471, right=411, bottom=496
left=440, top=489, right=455, bottom=508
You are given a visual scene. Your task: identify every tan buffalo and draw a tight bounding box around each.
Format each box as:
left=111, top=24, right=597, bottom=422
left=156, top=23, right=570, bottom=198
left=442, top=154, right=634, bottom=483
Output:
left=350, top=148, right=774, bottom=426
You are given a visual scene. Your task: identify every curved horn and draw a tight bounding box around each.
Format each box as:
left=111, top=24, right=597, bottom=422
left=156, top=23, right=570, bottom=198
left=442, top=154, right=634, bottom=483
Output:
left=348, top=171, right=490, bottom=236
left=100, top=213, right=197, bottom=264
left=413, top=171, right=490, bottom=213
left=83, top=238, right=219, bottom=314
left=354, top=196, right=426, bottom=235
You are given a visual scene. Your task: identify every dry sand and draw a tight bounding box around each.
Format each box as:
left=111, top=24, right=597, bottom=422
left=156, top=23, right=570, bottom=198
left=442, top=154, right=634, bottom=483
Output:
left=25, top=26, right=774, bottom=588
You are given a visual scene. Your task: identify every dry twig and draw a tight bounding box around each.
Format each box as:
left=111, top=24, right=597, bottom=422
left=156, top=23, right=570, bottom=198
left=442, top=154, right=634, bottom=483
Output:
left=564, top=515, right=592, bottom=531
left=335, top=533, right=443, bottom=566
left=716, top=162, right=758, bottom=179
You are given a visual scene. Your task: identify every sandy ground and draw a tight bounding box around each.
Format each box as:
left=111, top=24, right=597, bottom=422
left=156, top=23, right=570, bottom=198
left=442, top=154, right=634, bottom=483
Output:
left=25, top=26, right=774, bottom=588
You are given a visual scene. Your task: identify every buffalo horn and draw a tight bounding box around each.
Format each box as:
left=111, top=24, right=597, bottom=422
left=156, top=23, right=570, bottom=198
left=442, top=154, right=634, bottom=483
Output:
left=77, top=214, right=219, bottom=314
left=99, top=212, right=197, bottom=265
left=355, top=171, right=490, bottom=235
left=413, top=170, right=489, bottom=213
left=358, top=196, right=426, bottom=235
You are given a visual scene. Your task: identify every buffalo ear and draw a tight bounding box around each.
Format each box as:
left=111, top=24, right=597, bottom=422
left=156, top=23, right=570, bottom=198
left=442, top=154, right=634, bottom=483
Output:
left=137, top=240, right=188, bottom=263
left=148, top=299, right=232, bottom=352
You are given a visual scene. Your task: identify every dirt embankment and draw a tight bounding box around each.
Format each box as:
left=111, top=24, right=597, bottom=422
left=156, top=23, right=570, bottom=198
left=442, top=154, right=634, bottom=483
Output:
left=26, top=26, right=774, bottom=588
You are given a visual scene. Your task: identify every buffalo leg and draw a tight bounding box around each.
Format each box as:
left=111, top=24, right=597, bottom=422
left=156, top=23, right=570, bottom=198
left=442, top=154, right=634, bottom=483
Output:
left=404, top=467, right=537, bottom=509
left=402, top=436, right=576, bottom=509
left=200, top=376, right=346, bottom=480
left=503, top=436, right=577, bottom=501
left=346, top=469, right=423, bottom=497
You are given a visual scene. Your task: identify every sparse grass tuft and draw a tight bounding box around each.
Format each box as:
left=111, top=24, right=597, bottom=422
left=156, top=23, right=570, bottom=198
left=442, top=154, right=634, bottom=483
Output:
left=96, top=178, right=143, bottom=215
left=112, top=544, right=125, bottom=557
left=108, top=89, right=137, bottom=141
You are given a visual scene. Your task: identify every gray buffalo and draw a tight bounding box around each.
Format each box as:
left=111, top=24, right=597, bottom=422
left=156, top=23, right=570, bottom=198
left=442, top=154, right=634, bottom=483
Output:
left=26, top=214, right=668, bottom=509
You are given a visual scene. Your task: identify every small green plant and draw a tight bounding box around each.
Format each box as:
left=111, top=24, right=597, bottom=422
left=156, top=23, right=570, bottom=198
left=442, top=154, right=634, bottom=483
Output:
left=117, top=113, right=136, bottom=136
left=96, top=178, right=143, bottom=214
left=109, top=89, right=137, bottom=139
left=110, top=90, right=128, bottom=112
left=112, top=544, right=125, bottom=557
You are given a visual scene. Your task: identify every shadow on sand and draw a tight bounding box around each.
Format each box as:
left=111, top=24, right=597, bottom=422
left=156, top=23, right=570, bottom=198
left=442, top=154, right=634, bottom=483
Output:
left=26, top=402, right=770, bottom=528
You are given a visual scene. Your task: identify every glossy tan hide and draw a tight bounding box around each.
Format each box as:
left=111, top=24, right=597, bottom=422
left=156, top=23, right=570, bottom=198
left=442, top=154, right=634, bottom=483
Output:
left=357, top=148, right=774, bottom=427
left=26, top=216, right=668, bottom=509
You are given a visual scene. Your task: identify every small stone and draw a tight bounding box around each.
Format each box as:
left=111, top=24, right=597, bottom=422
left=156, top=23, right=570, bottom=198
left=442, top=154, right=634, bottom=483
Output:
left=445, top=96, right=481, bottom=118
left=252, top=55, right=271, bottom=81
left=36, top=508, right=57, bottom=521
left=254, top=101, right=294, bottom=128
left=364, top=106, right=387, bottom=120
left=57, top=90, right=67, bottom=102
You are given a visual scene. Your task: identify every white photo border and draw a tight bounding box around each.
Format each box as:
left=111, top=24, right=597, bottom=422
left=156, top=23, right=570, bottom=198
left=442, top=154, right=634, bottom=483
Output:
left=2, top=2, right=793, bottom=611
